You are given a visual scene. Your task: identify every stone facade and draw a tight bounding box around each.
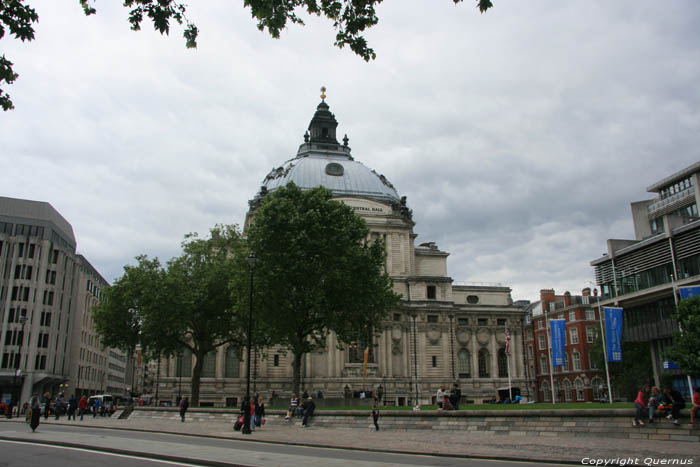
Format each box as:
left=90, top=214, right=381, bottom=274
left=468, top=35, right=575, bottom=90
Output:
left=155, top=98, right=527, bottom=406
left=0, top=196, right=125, bottom=406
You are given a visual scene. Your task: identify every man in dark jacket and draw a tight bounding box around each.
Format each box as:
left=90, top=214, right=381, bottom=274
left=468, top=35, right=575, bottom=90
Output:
left=449, top=384, right=461, bottom=410
left=301, top=397, right=315, bottom=427
left=663, top=388, right=685, bottom=425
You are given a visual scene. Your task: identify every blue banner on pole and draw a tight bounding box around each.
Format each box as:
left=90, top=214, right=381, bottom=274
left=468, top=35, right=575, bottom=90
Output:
left=550, top=319, right=566, bottom=367
left=679, top=286, right=700, bottom=300
left=604, top=307, right=623, bottom=362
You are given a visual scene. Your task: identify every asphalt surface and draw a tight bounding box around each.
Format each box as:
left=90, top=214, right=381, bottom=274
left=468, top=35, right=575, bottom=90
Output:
left=0, top=414, right=698, bottom=466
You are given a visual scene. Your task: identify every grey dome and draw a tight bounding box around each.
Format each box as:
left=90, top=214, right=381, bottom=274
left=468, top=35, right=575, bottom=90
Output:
left=254, top=99, right=401, bottom=205
left=260, top=152, right=400, bottom=204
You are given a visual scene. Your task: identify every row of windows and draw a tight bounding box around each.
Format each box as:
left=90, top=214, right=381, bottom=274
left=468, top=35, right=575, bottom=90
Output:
left=534, top=309, right=597, bottom=329
left=398, top=313, right=510, bottom=327
left=10, top=286, right=31, bottom=302
left=4, top=329, right=24, bottom=346
left=537, top=350, right=594, bottom=374
left=535, top=327, right=597, bottom=350
left=0, top=352, right=50, bottom=371
left=659, top=177, right=693, bottom=200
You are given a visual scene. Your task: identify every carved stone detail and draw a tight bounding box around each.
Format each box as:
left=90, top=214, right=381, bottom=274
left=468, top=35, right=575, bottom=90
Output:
left=456, top=330, right=470, bottom=345
left=476, top=329, right=490, bottom=345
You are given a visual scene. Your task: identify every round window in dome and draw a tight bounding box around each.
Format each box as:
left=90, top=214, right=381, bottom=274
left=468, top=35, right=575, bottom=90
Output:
left=325, top=163, right=344, bottom=176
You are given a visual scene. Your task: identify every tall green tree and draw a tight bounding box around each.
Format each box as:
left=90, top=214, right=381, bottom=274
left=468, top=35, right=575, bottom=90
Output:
left=589, top=335, right=653, bottom=401
left=666, top=296, right=700, bottom=378
left=1, top=0, right=494, bottom=110
left=94, top=224, right=251, bottom=406
left=246, top=183, right=399, bottom=395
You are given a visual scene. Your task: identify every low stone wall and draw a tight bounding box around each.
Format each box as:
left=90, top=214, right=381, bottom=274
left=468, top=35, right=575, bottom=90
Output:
left=130, top=407, right=699, bottom=442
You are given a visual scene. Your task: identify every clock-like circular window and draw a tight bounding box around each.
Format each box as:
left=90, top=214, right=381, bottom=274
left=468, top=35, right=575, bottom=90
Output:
left=467, top=295, right=479, bottom=304
left=325, top=163, right=344, bottom=176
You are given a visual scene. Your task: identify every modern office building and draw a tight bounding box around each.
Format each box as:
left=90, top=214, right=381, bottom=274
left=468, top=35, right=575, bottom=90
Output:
left=524, top=288, right=606, bottom=402
left=0, top=196, right=124, bottom=408
left=157, top=96, right=527, bottom=406
left=590, top=161, right=700, bottom=393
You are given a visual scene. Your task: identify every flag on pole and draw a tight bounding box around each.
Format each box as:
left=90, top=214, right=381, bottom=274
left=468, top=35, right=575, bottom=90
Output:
left=550, top=319, right=566, bottom=367
left=604, top=307, right=623, bottom=362
left=504, top=328, right=511, bottom=355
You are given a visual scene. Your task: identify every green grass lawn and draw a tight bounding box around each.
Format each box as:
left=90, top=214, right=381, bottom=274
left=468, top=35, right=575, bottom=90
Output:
left=267, top=402, right=633, bottom=411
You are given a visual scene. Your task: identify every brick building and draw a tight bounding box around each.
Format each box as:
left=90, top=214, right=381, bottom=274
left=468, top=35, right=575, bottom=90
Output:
left=524, top=288, right=607, bottom=403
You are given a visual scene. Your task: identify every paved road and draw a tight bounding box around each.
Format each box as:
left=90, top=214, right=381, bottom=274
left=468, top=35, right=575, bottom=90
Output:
left=1, top=415, right=698, bottom=465
left=0, top=424, right=566, bottom=467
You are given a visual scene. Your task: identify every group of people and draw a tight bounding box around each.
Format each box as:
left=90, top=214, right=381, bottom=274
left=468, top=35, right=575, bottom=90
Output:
left=633, top=385, right=700, bottom=427
left=435, top=383, right=461, bottom=410
left=284, top=391, right=316, bottom=427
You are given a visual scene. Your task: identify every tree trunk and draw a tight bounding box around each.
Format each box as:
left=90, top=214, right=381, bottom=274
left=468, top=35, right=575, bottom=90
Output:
left=292, top=350, right=304, bottom=397
left=191, top=351, right=205, bottom=407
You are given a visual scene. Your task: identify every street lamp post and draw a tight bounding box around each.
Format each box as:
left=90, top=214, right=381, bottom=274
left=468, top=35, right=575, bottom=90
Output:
left=11, top=315, right=28, bottom=418
left=177, top=351, right=183, bottom=402
left=242, top=251, right=257, bottom=435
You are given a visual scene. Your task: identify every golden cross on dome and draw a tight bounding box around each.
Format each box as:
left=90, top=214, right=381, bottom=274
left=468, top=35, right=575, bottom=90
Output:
left=320, top=86, right=327, bottom=101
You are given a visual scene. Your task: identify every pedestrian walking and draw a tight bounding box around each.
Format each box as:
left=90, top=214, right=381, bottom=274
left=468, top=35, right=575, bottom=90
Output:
left=28, top=394, right=41, bottom=432
left=449, top=383, right=461, bottom=410
left=43, top=392, right=51, bottom=420
left=93, top=398, right=100, bottom=418
left=301, top=396, right=315, bottom=428
left=633, top=386, right=649, bottom=426
left=179, top=397, right=189, bottom=422
left=78, top=395, right=88, bottom=421
left=371, top=404, right=379, bottom=431
left=254, top=396, right=265, bottom=428
left=67, top=394, right=77, bottom=421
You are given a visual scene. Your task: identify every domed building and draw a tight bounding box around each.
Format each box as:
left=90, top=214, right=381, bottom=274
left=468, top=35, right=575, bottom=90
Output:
left=160, top=95, right=528, bottom=406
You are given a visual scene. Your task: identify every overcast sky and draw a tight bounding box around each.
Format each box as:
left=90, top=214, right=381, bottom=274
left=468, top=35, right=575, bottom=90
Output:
left=2, top=1, right=699, bottom=303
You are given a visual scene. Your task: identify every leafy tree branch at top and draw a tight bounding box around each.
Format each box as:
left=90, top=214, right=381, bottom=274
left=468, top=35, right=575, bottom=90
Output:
left=0, top=0, right=493, bottom=110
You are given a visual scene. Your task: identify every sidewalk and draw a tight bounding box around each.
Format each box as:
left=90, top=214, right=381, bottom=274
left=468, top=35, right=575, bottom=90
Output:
left=1, top=414, right=698, bottom=465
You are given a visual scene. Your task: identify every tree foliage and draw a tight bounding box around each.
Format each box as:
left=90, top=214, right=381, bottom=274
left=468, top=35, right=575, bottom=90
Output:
left=246, top=183, right=400, bottom=395
left=93, top=224, right=250, bottom=406
left=589, top=335, right=653, bottom=401
left=666, top=296, right=700, bottom=378
left=1, top=0, right=493, bottom=110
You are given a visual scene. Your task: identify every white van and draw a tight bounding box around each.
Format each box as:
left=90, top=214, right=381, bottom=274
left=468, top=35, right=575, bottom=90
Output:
left=88, top=394, right=116, bottom=414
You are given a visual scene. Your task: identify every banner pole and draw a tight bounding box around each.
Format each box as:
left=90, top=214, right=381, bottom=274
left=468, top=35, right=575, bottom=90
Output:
left=506, top=327, right=512, bottom=402
left=596, top=295, right=614, bottom=404
left=546, top=316, right=556, bottom=404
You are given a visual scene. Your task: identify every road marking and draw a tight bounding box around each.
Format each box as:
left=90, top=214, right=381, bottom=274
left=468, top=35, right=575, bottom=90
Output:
left=0, top=439, right=216, bottom=466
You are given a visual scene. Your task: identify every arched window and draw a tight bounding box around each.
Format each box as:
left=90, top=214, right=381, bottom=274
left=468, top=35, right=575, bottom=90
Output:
left=201, top=350, right=216, bottom=378
left=575, top=378, right=585, bottom=400
left=540, top=355, right=548, bottom=374
left=176, top=349, right=192, bottom=378
left=497, top=348, right=508, bottom=378
left=225, top=346, right=240, bottom=378
left=478, top=349, right=490, bottom=378
left=563, top=379, right=572, bottom=401
left=458, top=349, right=471, bottom=378
left=542, top=381, right=551, bottom=402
